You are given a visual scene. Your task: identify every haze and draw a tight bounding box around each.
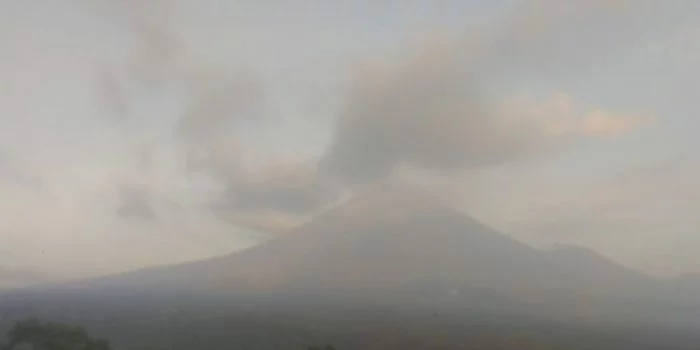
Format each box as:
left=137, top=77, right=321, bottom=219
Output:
left=1, top=0, right=699, bottom=282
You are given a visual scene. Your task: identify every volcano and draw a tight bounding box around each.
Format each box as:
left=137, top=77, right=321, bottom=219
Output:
left=2, top=185, right=696, bottom=350
left=53, top=183, right=650, bottom=310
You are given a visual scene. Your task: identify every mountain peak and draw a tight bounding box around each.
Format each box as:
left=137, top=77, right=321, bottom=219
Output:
left=331, top=182, right=455, bottom=219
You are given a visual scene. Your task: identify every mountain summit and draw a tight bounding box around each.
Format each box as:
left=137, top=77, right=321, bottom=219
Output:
left=56, top=185, right=651, bottom=310
left=332, top=182, right=455, bottom=218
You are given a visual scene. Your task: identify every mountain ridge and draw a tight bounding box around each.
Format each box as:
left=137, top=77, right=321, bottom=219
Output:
left=38, top=186, right=653, bottom=309
left=0, top=266, right=54, bottom=290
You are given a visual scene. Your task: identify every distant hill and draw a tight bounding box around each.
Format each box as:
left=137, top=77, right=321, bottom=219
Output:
left=3, top=184, right=700, bottom=349
left=46, top=184, right=654, bottom=313
left=0, top=266, right=52, bottom=290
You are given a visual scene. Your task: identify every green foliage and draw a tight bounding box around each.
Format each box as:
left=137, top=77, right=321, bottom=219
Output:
left=2, top=318, right=111, bottom=350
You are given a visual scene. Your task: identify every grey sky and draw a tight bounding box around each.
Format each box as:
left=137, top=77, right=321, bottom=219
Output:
left=0, top=0, right=698, bottom=278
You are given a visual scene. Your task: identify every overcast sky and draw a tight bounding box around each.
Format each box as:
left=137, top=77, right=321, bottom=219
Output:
left=1, top=0, right=699, bottom=278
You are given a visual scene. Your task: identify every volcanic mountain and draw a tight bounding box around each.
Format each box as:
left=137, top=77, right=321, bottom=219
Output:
left=3, top=185, right=697, bottom=350
left=53, top=184, right=651, bottom=310
left=0, top=266, right=53, bottom=290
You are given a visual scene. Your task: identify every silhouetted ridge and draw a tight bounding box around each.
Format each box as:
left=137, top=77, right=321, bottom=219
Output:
left=36, top=184, right=653, bottom=312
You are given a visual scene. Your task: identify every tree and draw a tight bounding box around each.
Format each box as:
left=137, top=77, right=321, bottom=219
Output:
left=2, top=318, right=111, bottom=350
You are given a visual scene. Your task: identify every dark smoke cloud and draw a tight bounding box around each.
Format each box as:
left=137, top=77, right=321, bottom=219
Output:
left=207, top=161, right=339, bottom=233
left=122, top=0, right=182, bottom=88
left=97, top=0, right=687, bottom=226
left=116, top=185, right=155, bottom=221
left=113, top=179, right=188, bottom=222
left=211, top=162, right=336, bottom=215
left=110, top=0, right=264, bottom=166
left=177, top=71, right=263, bottom=176
left=319, top=0, right=677, bottom=184
left=318, top=41, right=644, bottom=184
left=98, top=0, right=325, bottom=229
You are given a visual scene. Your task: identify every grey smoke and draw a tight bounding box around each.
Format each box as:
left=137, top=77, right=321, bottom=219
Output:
left=115, top=184, right=155, bottom=221
left=319, top=0, right=691, bottom=185
left=211, top=162, right=337, bottom=216
left=97, top=0, right=696, bottom=225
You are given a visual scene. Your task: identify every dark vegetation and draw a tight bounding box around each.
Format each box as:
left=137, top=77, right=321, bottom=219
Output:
left=1, top=319, right=110, bottom=350
left=1, top=293, right=699, bottom=350
left=3, top=190, right=700, bottom=349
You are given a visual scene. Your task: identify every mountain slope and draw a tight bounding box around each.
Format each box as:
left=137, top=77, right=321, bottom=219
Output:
left=0, top=266, right=53, bottom=290
left=58, top=184, right=651, bottom=309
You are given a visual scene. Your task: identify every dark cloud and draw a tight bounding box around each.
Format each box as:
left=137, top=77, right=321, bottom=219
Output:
left=177, top=70, right=263, bottom=178
left=98, top=0, right=276, bottom=224
left=113, top=180, right=187, bottom=222
left=121, top=0, right=183, bottom=88
left=215, top=182, right=333, bottom=216
left=94, top=0, right=182, bottom=120
left=115, top=184, right=155, bottom=221
left=319, top=0, right=674, bottom=184
left=211, top=162, right=338, bottom=220
left=116, top=198, right=155, bottom=221
left=209, top=163, right=338, bottom=234
left=97, top=0, right=677, bottom=226
left=115, top=0, right=265, bottom=175
left=318, top=45, right=645, bottom=184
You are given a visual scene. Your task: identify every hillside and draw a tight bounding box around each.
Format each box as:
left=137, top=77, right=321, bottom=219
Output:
left=2, top=185, right=699, bottom=349
left=0, top=267, right=52, bottom=290
left=44, top=185, right=653, bottom=312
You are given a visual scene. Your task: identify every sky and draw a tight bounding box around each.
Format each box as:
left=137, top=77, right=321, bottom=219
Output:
left=0, top=0, right=699, bottom=278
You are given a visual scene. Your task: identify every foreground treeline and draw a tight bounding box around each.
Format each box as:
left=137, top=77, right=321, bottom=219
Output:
left=1, top=319, right=572, bottom=350
left=1, top=319, right=110, bottom=350
left=1, top=314, right=695, bottom=350
left=0, top=318, right=587, bottom=350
